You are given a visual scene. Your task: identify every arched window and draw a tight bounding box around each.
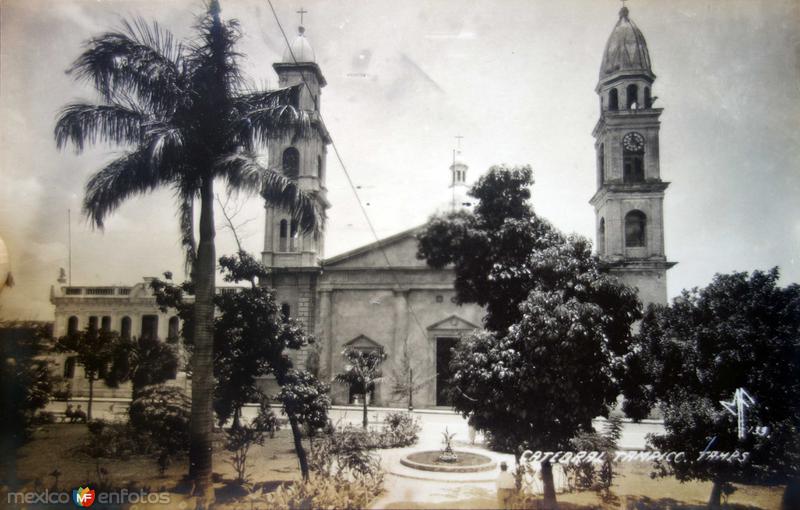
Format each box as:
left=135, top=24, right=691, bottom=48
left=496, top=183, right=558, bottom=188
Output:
left=608, top=88, right=619, bottom=111
left=598, top=218, right=606, bottom=255
left=280, top=303, right=291, bottom=322
left=88, top=316, right=98, bottom=332
left=67, top=316, right=79, bottom=335
left=626, top=84, right=639, bottom=109
left=290, top=220, right=299, bottom=251
left=63, top=356, right=77, bottom=379
left=120, top=316, right=131, bottom=339
left=623, top=132, right=645, bottom=183
left=282, top=147, right=300, bottom=179
left=644, top=86, right=652, bottom=109
left=317, top=155, right=324, bottom=183
left=598, top=144, right=605, bottom=187
left=279, top=219, right=289, bottom=251
left=168, top=316, right=180, bottom=342
left=141, top=315, right=158, bottom=340
left=101, top=316, right=111, bottom=332
left=625, top=210, right=647, bottom=248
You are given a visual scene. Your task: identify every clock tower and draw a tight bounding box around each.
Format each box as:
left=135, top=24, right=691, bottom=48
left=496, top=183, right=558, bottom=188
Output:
left=589, top=5, right=676, bottom=306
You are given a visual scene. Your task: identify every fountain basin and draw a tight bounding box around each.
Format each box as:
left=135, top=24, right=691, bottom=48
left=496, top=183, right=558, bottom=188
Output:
left=400, top=450, right=497, bottom=473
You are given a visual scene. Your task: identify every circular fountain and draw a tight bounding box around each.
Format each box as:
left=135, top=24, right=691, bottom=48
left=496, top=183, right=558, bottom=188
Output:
left=400, top=450, right=497, bottom=473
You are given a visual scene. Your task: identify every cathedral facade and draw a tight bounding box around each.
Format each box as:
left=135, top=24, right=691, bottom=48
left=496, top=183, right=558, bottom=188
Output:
left=50, top=6, right=672, bottom=408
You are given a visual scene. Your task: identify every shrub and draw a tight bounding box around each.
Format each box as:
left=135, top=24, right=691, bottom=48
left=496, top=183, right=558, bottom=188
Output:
left=128, top=385, right=190, bottom=452
left=128, top=385, right=190, bottom=469
left=381, top=412, right=421, bottom=447
left=83, top=420, right=154, bottom=459
left=33, top=411, right=56, bottom=425
left=264, top=471, right=384, bottom=510
left=224, top=402, right=278, bottom=484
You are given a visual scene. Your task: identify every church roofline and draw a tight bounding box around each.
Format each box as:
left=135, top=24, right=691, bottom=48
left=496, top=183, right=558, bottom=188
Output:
left=426, top=314, right=481, bottom=331
left=321, top=225, right=424, bottom=267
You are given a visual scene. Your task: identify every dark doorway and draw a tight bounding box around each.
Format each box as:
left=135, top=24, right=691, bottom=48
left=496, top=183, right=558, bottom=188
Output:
left=436, top=337, right=459, bottom=406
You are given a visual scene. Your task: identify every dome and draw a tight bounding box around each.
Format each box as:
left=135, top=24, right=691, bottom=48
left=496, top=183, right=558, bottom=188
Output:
left=282, top=26, right=316, bottom=63
left=599, top=7, right=652, bottom=80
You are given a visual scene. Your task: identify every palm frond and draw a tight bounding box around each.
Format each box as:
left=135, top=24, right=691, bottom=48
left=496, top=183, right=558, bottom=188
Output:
left=83, top=149, right=171, bottom=228
left=186, top=13, right=244, bottom=100
left=144, top=124, right=186, bottom=172
left=236, top=103, right=314, bottom=149
left=55, top=103, right=147, bottom=152
left=215, top=152, right=324, bottom=235
left=68, top=17, right=185, bottom=113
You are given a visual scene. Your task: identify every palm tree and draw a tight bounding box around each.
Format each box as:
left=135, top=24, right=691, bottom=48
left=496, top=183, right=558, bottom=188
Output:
left=54, top=1, right=322, bottom=502
left=335, top=347, right=387, bottom=429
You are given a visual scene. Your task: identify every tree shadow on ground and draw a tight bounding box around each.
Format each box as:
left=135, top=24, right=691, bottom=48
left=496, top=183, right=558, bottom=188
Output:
left=625, top=496, right=765, bottom=510
left=214, top=478, right=293, bottom=504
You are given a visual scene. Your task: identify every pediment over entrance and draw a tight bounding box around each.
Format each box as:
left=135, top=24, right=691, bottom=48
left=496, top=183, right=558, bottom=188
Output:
left=426, top=315, right=481, bottom=332
left=344, top=334, right=384, bottom=351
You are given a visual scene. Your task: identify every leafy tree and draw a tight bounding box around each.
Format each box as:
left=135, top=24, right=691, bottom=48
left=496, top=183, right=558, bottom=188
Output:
left=53, top=326, right=118, bottom=422
left=0, top=322, right=58, bottom=485
left=417, top=165, right=641, bottom=508
left=105, top=334, right=179, bottom=399
left=335, top=348, right=387, bottom=429
left=213, top=251, right=310, bottom=428
left=623, top=268, right=800, bottom=509
left=152, top=250, right=330, bottom=480
left=54, top=1, right=322, bottom=499
left=277, top=369, right=331, bottom=479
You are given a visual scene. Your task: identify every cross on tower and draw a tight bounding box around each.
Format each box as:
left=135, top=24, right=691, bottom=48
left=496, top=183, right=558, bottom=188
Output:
left=297, top=7, right=308, bottom=26
left=454, top=135, right=464, bottom=154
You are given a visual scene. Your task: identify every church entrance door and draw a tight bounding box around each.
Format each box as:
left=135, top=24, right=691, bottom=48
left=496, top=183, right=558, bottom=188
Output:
left=435, top=337, right=459, bottom=406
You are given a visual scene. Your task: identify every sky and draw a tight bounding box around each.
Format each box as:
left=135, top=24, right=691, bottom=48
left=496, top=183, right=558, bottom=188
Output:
left=1, top=0, right=798, bottom=320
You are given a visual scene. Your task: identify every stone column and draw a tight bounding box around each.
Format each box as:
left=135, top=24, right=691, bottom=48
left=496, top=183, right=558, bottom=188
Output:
left=318, top=289, right=333, bottom=381
left=393, top=288, right=409, bottom=358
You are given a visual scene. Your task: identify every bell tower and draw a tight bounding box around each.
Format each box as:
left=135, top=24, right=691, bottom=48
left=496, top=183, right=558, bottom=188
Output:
left=261, top=15, right=331, bottom=358
left=589, top=5, right=676, bottom=306
left=262, top=17, right=330, bottom=269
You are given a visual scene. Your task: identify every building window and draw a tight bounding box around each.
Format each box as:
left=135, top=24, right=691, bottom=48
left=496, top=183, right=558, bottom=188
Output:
left=290, top=220, right=299, bottom=251
left=317, top=155, right=324, bottom=182
left=67, top=316, right=79, bottom=335
left=644, top=86, right=652, bottom=108
left=609, top=88, right=619, bottom=111
left=279, top=219, right=289, bottom=251
left=121, top=316, right=131, bottom=339
left=435, top=295, right=444, bottom=303
left=63, top=356, right=77, bottom=378
left=280, top=303, right=291, bottom=322
left=88, top=316, right=98, bottom=332
left=598, top=218, right=606, bottom=255
left=626, top=83, right=639, bottom=109
left=101, top=316, right=111, bottom=332
left=168, top=316, right=180, bottom=342
left=282, top=147, right=300, bottom=179
left=141, top=315, right=158, bottom=340
left=625, top=210, right=647, bottom=248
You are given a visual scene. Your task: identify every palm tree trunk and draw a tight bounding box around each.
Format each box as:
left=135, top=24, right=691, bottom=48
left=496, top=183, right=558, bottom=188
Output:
left=189, top=177, right=216, bottom=505
left=541, top=460, right=558, bottom=509
left=288, top=414, right=309, bottom=480
left=782, top=477, right=800, bottom=510
left=87, top=377, right=94, bottom=422
left=362, top=396, right=369, bottom=429
left=708, top=479, right=723, bottom=509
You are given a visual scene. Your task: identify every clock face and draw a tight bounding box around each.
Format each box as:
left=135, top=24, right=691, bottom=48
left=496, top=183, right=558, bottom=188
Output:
left=623, top=132, right=645, bottom=153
